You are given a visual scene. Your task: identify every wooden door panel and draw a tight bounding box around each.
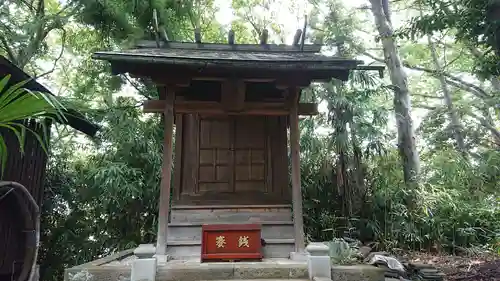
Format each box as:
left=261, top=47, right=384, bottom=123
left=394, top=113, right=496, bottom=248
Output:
left=235, top=150, right=265, bottom=165
left=198, top=117, right=232, bottom=194
left=235, top=165, right=265, bottom=181
left=196, top=116, right=269, bottom=197
left=233, top=117, right=267, bottom=193
left=200, top=118, right=231, bottom=148
left=216, top=149, right=231, bottom=164
left=178, top=114, right=290, bottom=205
left=199, top=149, right=213, bottom=165
left=234, top=117, right=266, bottom=149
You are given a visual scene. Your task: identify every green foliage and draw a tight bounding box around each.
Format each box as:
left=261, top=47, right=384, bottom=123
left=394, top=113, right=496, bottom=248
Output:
left=76, top=0, right=222, bottom=43
left=398, top=0, right=500, bottom=77
left=303, top=144, right=500, bottom=253
left=40, top=98, right=163, bottom=281
left=325, top=238, right=359, bottom=265
left=1, top=0, right=497, bottom=280
left=0, top=74, right=66, bottom=177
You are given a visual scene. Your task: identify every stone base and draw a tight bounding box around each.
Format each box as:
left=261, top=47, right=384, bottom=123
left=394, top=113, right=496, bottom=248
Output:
left=131, top=258, right=156, bottom=281
left=65, top=254, right=309, bottom=281
left=64, top=248, right=386, bottom=281
left=308, top=255, right=331, bottom=280
left=331, top=265, right=385, bottom=281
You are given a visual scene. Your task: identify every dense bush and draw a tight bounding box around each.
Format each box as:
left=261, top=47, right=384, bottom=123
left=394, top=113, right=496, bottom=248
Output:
left=302, top=147, right=500, bottom=253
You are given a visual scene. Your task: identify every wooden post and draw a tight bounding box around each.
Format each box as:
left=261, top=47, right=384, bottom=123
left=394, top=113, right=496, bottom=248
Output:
left=156, top=87, right=175, bottom=256
left=289, top=87, right=305, bottom=253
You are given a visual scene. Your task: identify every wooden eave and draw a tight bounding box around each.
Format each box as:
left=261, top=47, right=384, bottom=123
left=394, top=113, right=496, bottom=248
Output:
left=92, top=48, right=363, bottom=82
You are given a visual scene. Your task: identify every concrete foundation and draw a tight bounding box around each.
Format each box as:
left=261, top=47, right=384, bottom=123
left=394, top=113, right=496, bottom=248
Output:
left=331, top=265, right=385, bottom=281
left=65, top=251, right=307, bottom=281
left=64, top=249, right=387, bottom=281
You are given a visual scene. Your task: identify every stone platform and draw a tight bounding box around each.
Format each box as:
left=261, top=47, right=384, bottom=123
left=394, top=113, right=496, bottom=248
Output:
left=65, top=250, right=308, bottom=281
left=65, top=249, right=385, bottom=281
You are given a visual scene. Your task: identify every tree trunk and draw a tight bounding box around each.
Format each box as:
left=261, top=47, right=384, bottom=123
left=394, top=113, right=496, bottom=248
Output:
left=369, top=0, right=420, bottom=184
left=427, top=35, right=467, bottom=154
left=349, top=122, right=366, bottom=213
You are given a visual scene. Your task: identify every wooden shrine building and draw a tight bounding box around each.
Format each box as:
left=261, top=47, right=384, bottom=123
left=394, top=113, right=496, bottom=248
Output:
left=93, top=32, right=383, bottom=261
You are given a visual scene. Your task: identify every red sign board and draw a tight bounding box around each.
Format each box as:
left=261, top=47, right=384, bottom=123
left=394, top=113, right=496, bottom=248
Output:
left=201, top=224, right=262, bottom=262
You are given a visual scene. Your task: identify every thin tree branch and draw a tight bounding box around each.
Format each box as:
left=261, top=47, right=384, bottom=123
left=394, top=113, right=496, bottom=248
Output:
left=361, top=50, right=385, bottom=63
left=17, top=0, right=36, bottom=11
left=123, top=75, right=153, bottom=100
left=442, top=50, right=466, bottom=69
left=414, top=104, right=437, bottom=110
left=362, top=49, right=490, bottom=99
left=403, top=63, right=490, bottom=98
left=413, top=94, right=444, bottom=99
left=444, top=79, right=486, bottom=99
left=34, top=28, right=66, bottom=80
left=467, top=111, right=500, bottom=142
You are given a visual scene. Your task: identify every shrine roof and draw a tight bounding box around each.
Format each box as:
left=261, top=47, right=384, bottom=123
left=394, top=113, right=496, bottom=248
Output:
left=94, top=45, right=359, bottom=67
left=92, top=40, right=384, bottom=82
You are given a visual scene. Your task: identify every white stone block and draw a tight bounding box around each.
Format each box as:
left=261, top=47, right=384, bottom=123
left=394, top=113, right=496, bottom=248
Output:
left=307, top=255, right=332, bottom=280
left=131, top=258, right=157, bottom=281
left=306, top=243, right=331, bottom=281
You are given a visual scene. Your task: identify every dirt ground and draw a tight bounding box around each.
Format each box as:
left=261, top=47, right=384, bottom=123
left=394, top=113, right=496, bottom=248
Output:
left=399, top=251, right=500, bottom=281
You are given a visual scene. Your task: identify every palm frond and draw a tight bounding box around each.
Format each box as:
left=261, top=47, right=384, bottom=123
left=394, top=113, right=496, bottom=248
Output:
left=0, top=74, right=67, bottom=178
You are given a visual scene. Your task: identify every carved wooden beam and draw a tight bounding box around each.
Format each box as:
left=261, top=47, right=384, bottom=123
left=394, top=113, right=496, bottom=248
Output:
left=143, top=100, right=318, bottom=115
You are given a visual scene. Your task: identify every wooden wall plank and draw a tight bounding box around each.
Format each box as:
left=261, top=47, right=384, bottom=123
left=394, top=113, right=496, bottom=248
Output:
left=156, top=87, right=175, bottom=256
left=265, top=117, right=273, bottom=194
left=173, top=113, right=184, bottom=201
left=289, top=88, right=305, bottom=253
left=178, top=114, right=200, bottom=199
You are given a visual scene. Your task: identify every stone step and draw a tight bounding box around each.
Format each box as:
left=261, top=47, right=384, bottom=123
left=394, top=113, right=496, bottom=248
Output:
left=170, top=205, right=292, bottom=223
left=168, top=221, right=294, bottom=241
left=165, top=239, right=295, bottom=260
left=156, top=260, right=308, bottom=281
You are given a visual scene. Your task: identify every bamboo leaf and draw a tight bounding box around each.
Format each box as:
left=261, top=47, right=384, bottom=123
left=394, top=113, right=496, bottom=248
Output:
left=0, top=76, right=30, bottom=108
left=0, top=75, right=10, bottom=94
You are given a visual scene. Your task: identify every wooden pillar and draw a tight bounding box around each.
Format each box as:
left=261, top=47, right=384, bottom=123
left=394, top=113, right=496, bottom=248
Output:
left=156, top=87, right=175, bottom=256
left=289, top=88, right=305, bottom=253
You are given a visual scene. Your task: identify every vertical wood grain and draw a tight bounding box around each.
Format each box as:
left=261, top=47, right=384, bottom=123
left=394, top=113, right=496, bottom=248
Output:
left=156, top=87, right=175, bottom=256
left=289, top=87, right=305, bottom=253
